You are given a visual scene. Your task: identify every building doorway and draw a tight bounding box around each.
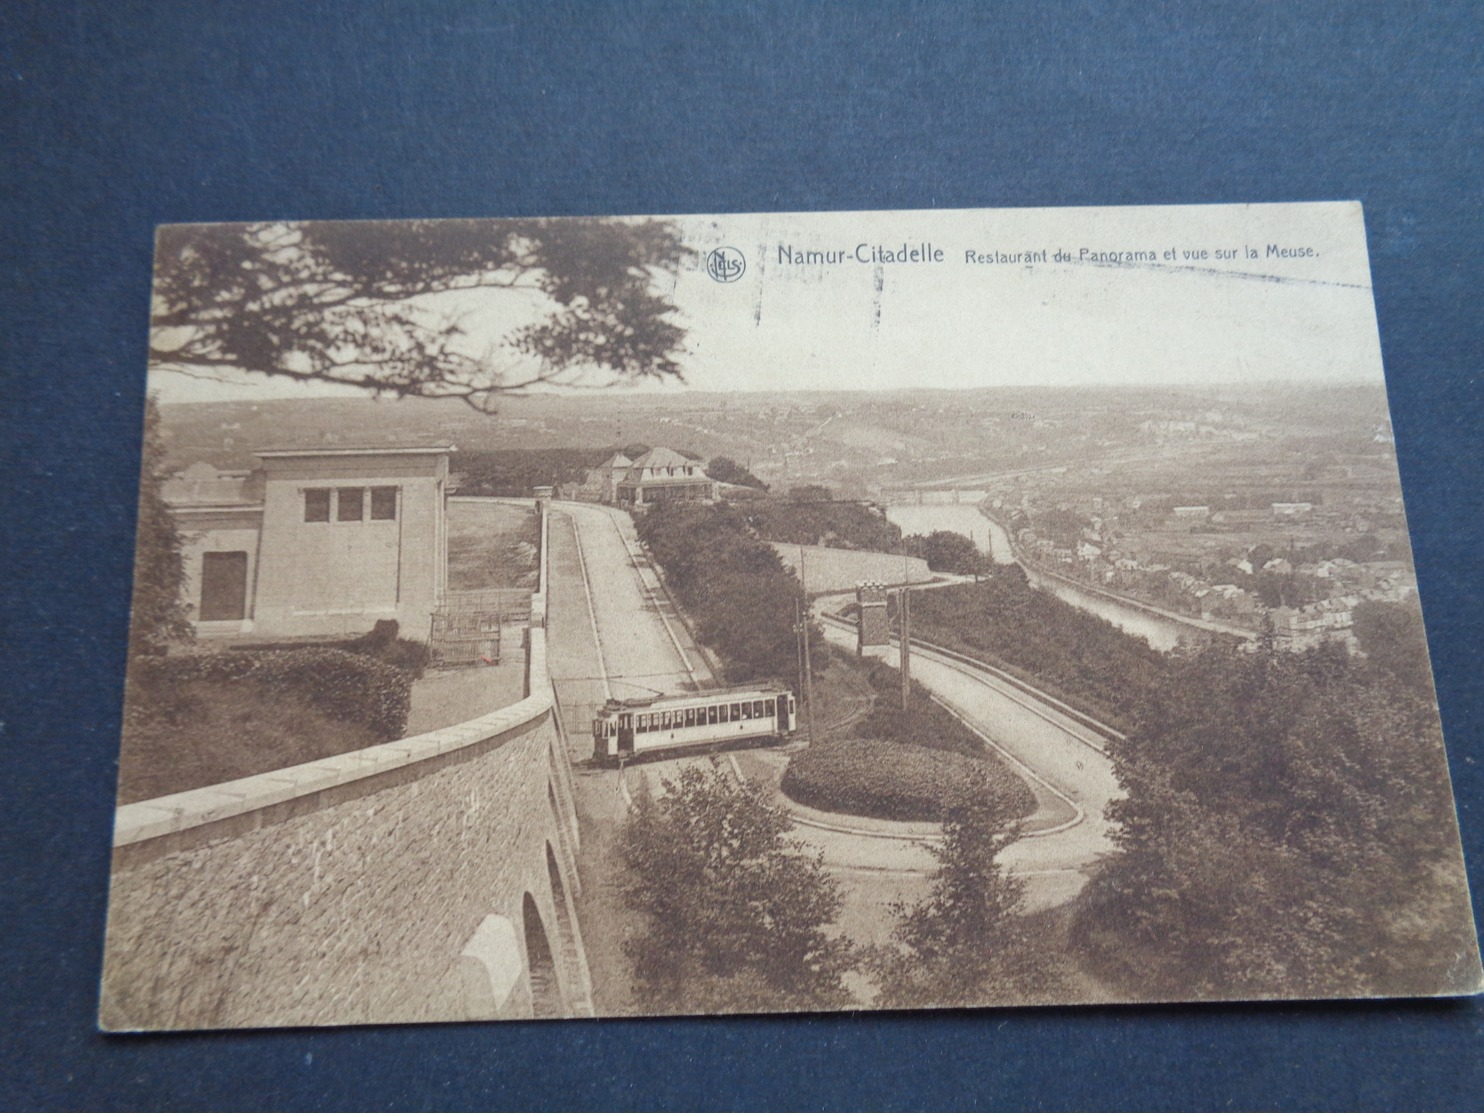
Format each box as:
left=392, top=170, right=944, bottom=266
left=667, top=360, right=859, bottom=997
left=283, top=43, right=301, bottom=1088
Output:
left=199, top=551, right=248, bottom=621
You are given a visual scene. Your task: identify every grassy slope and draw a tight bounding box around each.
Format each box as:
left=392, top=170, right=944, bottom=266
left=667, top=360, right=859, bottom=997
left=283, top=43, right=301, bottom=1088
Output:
left=117, top=679, right=381, bottom=802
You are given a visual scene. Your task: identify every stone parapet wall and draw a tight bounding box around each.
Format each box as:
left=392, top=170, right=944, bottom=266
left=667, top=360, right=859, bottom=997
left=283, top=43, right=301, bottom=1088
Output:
left=101, top=503, right=592, bottom=1030
left=770, top=543, right=934, bottom=594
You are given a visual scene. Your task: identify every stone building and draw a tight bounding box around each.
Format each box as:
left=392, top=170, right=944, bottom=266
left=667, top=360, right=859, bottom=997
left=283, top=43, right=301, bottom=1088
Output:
left=572, top=451, right=633, bottom=502
left=613, top=447, right=715, bottom=506
left=163, top=445, right=453, bottom=639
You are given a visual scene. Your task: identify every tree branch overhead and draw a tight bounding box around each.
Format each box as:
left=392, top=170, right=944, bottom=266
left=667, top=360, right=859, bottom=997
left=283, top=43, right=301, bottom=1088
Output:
left=150, top=217, right=692, bottom=410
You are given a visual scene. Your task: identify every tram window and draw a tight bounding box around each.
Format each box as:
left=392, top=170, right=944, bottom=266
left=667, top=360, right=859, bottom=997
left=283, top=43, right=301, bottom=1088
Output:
left=708, top=706, right=718, bottom=724
left=719, top=704, right=730, bottom=722
left=685, top=708, right=696, bottom=727
left=664, top=710, right=674, bottom=728
left=765, top=699, right=775, bottom=717
left=730, top=703, right=741, bottom=720
left=752, top=701, right=763, bottom=718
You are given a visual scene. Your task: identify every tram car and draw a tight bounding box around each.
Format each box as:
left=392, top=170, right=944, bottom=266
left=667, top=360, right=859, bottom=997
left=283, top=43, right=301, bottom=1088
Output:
left=592, top=684, right=797, bottom=764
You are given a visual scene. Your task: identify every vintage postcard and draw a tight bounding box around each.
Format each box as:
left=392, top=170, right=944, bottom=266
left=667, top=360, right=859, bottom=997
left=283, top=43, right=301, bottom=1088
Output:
left=102, top=203, right=1481, bottom=1030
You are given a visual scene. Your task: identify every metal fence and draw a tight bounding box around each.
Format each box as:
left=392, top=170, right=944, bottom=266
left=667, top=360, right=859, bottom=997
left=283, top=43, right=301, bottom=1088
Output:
left=429, top=588, right=533, bottom=667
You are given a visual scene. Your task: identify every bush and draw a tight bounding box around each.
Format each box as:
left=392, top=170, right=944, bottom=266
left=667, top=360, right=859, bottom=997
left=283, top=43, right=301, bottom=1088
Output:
left=127, top=646, right=415, bottom=742
left=337, top=619, right=432, bottom=677
left=781, top=738, right=1034, bottom=823
left=637, top=502, right=821, bottom=684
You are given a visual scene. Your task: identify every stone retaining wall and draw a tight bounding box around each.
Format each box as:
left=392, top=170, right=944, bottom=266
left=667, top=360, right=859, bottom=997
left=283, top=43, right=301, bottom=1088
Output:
left=100, top=503, right=591, bottom=1030
left=770, top=542, right=934, bottom=594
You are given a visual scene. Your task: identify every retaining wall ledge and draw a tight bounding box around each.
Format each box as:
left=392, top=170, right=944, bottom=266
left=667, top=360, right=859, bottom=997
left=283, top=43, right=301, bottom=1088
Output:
left=112, top=631, right=556, bottom=849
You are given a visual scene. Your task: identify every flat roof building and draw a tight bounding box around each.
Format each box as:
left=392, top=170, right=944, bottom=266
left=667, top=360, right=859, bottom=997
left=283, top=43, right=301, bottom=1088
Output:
left=164, top=445, right=453, bottom=639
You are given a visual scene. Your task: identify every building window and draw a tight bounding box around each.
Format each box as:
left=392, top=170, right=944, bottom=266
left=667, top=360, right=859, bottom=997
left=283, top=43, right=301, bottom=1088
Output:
left=304, top=489, right=331, bottom=522
left=370, top=486, right=397, bottom=520
left=337, top=488, right=364, bottom=521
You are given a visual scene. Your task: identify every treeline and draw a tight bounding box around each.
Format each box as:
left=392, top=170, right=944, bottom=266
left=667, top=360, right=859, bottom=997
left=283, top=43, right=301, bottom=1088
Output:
left=901, top=530, right=985, bottom=575
left=741, top=497, right=906, bottom=553
left=451, top=448, right=612, bottom=496
left=1074, top=639, right=1478, bottom=999
left=904, top=569, right=1170, bottom=733
left=636, top=503, right=816, bottom=683
left=705, top=455, right=768, bottom=490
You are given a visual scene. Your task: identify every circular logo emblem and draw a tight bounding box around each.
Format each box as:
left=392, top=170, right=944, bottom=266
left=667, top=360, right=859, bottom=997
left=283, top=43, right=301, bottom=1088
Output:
left=705, top=246, right=746, bottom=283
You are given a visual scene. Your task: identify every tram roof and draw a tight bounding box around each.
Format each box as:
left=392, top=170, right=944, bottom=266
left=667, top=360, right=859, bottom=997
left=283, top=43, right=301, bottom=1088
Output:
left=601, top=683, right=789, bottom=711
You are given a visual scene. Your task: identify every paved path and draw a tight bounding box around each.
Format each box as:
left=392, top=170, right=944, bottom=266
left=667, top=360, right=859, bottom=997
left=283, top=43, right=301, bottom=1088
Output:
left=545, top=500, right=1119, bottom=978
left=544, top=502, right=712, bottom=1014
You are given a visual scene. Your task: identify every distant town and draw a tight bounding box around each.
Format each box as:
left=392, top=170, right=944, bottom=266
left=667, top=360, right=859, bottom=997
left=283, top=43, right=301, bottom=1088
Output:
left=158, top=379, right=1414, bottom=654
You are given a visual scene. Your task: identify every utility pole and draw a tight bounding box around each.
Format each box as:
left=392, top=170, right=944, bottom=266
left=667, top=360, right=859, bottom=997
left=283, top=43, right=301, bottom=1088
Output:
left=795, top=597, right=806, bottom=713
left=899, top=585, right=912, bottom=710
left=799, top=548, right=817, bottom=743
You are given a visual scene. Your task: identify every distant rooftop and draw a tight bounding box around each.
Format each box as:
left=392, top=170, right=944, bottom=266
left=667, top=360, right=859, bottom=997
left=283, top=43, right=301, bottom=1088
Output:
left=628, top=447, right=694, bottom=471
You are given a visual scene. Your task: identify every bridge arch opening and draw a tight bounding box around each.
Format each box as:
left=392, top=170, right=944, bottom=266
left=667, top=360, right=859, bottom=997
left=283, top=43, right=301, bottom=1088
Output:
left=522, top=892, right=562, bottom=1019
left=544, top=841, right=580, bottom=981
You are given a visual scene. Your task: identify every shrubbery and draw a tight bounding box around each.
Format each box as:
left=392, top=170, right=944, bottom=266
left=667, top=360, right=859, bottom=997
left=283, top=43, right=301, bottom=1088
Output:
left=849, top=661, right=991, bottom=760
left=637, top=502, right=817, bottom=683
left=127, top=646, right=415, bottom=741
left=1073, top=642, right=1478, bottom=999
left=741, top=497, right=905, bottom=553
left=622, top=765, right=856, bottom=1013
left=335, top=618, right=432, bottom=678
left=782, top=738, right=1033, bottom=823
left=904, top=572, right=1169, bottom=733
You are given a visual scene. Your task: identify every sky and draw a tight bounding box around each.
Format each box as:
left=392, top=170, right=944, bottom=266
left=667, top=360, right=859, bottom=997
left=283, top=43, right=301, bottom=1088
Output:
left=149, top=202, right=1385, bottom=404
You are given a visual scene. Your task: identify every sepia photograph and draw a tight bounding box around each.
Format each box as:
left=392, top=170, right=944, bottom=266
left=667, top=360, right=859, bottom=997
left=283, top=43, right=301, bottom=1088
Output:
left=101, top=202, right=1482, bottom=1030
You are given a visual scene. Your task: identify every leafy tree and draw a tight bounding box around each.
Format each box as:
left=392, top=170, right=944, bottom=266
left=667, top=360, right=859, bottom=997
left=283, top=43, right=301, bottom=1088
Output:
left=787, top=484, right=834, bottom=503
left=744, top=499, right=905, bottom=553
left=907, top=530, right=986, bottom=576
left=1033, top=507, right=1086, bottom=548
left=874, top=781, right=1055, bottom=1007
left=638, top=502, right=822, bottom=684
left=1352, top=599, right=1434, bottom=699
left=127, top=395, right=194, bottom=656
left=150, top=218, right=690, bottom=410
left=621, top=765, right=856, bottom=1013
left=705, top=455, right=768, bottom=490
left=1074, top=643, right=1480, bottom=999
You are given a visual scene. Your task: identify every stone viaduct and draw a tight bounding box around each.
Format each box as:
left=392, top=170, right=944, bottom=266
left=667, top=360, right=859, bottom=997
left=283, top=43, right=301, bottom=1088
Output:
left=100, top=503, right=593, bottom=1030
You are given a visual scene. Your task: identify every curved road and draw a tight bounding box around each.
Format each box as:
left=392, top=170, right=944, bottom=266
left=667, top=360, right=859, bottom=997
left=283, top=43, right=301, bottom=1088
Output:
left=810, top=606, right=1122, bottom=914
left=547, top=500, right=1122, bottom=961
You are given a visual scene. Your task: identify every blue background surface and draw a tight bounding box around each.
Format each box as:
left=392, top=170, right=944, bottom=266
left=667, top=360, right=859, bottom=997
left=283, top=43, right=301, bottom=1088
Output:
left=3, top=2, right=1482, bottom=1109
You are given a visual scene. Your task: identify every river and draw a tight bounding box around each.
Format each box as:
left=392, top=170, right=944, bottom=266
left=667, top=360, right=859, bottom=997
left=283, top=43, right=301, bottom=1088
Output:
left=884, top=495, right=1188, bottom=651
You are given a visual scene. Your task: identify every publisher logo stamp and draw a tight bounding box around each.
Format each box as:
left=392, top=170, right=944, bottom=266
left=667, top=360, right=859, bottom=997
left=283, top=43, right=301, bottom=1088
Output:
left=706, top=246, right=746, bottom=283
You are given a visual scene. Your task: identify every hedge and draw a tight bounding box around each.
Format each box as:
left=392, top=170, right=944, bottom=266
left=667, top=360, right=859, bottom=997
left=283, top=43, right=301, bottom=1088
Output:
left=780, top=738, right=1034, bottom=823
left=127, top=646, right=414, bottom=742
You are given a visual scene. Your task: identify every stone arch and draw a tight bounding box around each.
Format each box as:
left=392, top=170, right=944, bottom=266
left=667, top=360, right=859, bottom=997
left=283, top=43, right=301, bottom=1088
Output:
left=545, top=841, right=581, bottom=983
left=521, top=892, right=562, bottom=1019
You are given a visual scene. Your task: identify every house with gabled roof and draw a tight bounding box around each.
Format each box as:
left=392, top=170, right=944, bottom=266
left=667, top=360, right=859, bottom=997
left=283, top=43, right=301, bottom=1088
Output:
left=614, top=447, right=715, bottom=507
